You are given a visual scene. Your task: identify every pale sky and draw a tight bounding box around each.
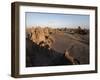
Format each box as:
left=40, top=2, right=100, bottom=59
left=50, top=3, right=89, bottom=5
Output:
left=26, top=12, right=90, bottom=29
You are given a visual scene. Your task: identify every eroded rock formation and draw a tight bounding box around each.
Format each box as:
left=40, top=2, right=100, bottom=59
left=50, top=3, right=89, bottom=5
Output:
left=26, top=27, right=54, bottom=49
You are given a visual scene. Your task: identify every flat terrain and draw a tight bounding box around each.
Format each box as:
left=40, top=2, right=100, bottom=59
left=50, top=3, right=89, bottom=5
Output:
left=51, top=32, right=89, bottom=64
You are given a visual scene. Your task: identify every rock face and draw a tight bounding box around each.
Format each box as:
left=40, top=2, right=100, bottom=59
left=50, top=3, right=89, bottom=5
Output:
left=26, top=26, right=90, bottom=67
left=26, top=38, right=74, bottom=67
left=26, top=27, right=80, bottom=67
left=26, top=27, right=54, bottom=49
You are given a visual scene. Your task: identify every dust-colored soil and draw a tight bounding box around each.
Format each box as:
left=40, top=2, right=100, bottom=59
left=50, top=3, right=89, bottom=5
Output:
left=51, top=32, right=89, bottom=64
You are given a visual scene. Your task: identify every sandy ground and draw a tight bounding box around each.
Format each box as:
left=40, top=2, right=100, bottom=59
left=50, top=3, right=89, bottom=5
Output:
left=51, top=32, right=89, bottom=64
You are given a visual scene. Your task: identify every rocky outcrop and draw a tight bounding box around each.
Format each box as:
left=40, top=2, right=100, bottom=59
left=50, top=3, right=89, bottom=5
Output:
left=26, top=27, right=54, bottom=49
left=26, top=27, right=84, bottom=66
left=26, top=38, right=79, bottom=67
